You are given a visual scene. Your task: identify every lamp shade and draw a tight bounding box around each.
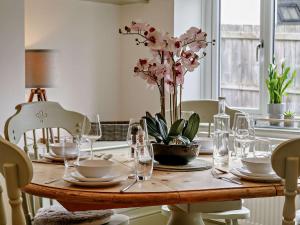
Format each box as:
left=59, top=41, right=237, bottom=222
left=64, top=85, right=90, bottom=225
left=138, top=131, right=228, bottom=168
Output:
left=25, top=49, right=58, bottom=88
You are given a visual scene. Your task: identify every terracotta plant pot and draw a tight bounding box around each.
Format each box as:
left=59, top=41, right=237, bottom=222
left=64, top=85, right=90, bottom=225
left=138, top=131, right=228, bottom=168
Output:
left=152, top=143, right=199, bottom=165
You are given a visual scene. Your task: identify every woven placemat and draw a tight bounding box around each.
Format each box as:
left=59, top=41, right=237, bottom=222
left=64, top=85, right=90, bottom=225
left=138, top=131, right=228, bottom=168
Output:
left=154, top=158, right=212, bottom=172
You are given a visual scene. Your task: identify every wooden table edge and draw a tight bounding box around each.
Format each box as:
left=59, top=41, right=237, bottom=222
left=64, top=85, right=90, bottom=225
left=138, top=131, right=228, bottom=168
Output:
left=22, top=183, right=279, bottom=210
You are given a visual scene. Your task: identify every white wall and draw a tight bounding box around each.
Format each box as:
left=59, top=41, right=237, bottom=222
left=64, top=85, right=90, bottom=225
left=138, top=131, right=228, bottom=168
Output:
left=0, top=0, right=25, bottom=132
left=0, top=1, right=25, bottom=224
left=25, top=0, right=121, bottom=120
left=119, top=0, right=174, bottom=120
left=25, top=0, right=175, bottom=120
left=174, top=0, right=202, bottom=101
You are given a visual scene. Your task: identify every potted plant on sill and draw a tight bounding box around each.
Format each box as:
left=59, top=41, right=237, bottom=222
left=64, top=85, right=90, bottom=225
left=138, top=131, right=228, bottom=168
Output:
left=119, top=22, right=213, bottom=165
left=266, top=58, right=296, bottom=126
left=283, top=110, right=295, bottom=127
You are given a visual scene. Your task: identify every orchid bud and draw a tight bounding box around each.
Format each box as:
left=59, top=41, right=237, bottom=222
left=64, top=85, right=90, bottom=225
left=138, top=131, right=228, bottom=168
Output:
left=125, top=26, right=131, bottom=32
left=149, top=27, right=155, bottom=32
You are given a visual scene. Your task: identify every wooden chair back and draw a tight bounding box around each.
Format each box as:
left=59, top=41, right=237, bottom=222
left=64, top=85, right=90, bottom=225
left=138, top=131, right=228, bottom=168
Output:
left=4, top=101, right=90, bottom=159
left=0, top=136, right=33, bottom=225
left=271, top=138, right=300, bottom=225
left=181, top=100, right=242, bottom=135
left=4, top=101, right=91, bottom=224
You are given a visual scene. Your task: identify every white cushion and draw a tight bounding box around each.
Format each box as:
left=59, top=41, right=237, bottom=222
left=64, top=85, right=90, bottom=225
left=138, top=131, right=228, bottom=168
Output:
left=33, top=205, right=113, bottom=225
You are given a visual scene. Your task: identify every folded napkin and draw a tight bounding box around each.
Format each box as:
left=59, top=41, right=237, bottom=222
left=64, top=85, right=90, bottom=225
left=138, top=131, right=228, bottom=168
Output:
left=33, top=205, right=113, bottom=225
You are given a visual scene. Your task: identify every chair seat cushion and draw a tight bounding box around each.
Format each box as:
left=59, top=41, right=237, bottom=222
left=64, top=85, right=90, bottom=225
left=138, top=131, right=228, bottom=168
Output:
left=33, top=205, right=113, bottom=225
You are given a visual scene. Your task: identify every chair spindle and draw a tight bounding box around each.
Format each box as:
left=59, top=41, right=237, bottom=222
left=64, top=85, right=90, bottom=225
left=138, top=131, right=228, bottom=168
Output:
left=3, top=164, right=26, bottom=225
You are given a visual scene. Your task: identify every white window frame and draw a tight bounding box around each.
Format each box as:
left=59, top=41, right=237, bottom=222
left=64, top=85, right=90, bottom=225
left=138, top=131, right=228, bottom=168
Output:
left=200, top=0, right=276, bottom=115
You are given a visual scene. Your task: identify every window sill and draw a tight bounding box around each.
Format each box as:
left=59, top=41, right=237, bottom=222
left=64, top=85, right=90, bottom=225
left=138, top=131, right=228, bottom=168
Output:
left=199, top=124, right=299, bottom=143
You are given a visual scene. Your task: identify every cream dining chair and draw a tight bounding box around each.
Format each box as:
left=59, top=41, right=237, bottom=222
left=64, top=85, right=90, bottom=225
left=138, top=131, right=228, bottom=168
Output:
left=181, top=100, right=242, bottom=136
left=271, top=138, right=300, bottom=225
left=0, top=136, right=129, bottom=225
left=4, top=101, right=129, bottom=225
left=161, top=100, right=250, bottom=225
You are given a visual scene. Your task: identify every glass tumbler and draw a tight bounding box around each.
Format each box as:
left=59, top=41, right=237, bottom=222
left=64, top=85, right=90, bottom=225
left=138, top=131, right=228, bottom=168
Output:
left=134, top=143, right=154, bottom=181
left=254, top=138, right=272, bottom=158
left=62, top=136, right=79, bottom=168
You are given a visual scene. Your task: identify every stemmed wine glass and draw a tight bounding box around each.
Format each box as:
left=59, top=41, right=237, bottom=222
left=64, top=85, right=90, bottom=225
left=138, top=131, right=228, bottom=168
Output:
left=82, top=114, right=102, bottom=159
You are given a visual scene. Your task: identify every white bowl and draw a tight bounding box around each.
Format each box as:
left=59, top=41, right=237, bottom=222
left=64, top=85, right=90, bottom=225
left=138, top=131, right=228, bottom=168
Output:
left=50, top=143, right=77, bottom=156
left=241, top=157, right=273, bottom=174
left=75, top=160, right=118, bottom=178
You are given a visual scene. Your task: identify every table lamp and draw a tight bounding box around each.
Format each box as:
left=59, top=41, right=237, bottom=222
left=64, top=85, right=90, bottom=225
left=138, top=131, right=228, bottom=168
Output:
left=25, top=49, right=58, bottom=102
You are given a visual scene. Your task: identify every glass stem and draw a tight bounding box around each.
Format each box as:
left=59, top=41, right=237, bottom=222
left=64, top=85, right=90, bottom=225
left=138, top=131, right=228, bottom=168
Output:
left=90, top=142, right=94, bottom=159
left=242, top=143, right=246, bottom=158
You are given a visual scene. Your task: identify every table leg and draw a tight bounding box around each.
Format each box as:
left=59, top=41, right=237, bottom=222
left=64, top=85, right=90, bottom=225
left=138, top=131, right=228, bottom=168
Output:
left=166, top=205, right=205, bottom=225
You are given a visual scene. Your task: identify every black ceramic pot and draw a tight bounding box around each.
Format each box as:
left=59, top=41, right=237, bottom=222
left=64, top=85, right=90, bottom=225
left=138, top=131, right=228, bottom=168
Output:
left=152, top=143, right=199, bottom=165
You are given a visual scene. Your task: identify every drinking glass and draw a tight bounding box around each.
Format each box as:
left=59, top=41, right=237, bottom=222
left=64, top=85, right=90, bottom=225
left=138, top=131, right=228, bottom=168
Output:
left=62, top=136, right=79, bottom=168
left=254, top=138, right=272, bottom=158
left=82, top=114, right=102, bottom=159
left=135, top=143, right=154, bottom=181
left=232, top=112, right=249, bottom=135
left=126, top=118, right=148, bottom=159
left=233, top=114, right=255, bottom=158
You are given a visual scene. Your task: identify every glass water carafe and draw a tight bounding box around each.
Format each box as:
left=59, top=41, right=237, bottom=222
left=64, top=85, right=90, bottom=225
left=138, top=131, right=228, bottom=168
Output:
left=213, top=97, right=230, bottom=166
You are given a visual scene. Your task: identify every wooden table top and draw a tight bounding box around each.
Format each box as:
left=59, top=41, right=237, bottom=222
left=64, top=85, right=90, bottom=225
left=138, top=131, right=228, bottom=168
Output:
left=22, top=149, right=290, bottom=211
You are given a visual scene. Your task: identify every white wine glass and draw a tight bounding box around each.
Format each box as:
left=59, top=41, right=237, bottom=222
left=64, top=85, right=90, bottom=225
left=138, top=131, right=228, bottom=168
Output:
left=82, top=114, right=102, bottom=159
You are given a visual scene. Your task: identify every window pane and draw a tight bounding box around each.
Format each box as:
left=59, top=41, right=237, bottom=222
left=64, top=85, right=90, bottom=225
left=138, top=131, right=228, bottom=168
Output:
left=274, top=0, right=300, bottom=113
left=220, top=0, right=261, bottom=109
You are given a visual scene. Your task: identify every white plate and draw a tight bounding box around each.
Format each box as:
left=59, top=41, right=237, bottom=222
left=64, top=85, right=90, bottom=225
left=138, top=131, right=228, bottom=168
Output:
left=44, top=153, right=89, bottom=162
left=63, top=176, right=125, bottom=187
left=44, top=153, right=64, bottom=162
left=70, top=172, right=121, bottom=182
left=230, top=168, right=281, bottom=182
left=236, top=167, right=276, bottom=178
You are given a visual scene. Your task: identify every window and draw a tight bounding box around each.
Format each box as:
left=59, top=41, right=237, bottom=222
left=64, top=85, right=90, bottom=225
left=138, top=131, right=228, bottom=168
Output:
left=275, top=0, right=300, bottom=113
left=203, top=0, right=300, bottom=115
left=220, top=0, right=261, bottom=110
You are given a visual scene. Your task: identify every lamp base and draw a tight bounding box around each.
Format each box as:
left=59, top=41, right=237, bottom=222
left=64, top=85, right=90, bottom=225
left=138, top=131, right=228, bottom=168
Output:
left=27, top=88, right=53, bottom=144
left=28, top=88, right=47, bottom=102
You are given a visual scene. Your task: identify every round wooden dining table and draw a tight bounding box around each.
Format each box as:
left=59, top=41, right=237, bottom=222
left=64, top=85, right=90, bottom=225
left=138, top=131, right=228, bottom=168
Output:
left=23, top=150, right=289, bottom=225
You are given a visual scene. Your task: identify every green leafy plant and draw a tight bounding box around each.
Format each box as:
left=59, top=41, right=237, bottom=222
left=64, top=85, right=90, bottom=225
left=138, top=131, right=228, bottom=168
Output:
left=266, top=58, right=297, bottom=104
left=284, top=110, right=295, bottom=118
left=143, top=112, right=200, bottom=145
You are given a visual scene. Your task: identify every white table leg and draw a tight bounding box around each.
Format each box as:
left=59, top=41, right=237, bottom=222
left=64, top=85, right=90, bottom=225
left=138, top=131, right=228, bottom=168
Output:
left=166, top=205, right=205, bottom=225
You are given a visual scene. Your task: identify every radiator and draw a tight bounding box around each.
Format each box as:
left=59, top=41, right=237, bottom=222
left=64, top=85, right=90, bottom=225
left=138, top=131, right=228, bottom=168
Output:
left=241, top=197, right=285, bottom=225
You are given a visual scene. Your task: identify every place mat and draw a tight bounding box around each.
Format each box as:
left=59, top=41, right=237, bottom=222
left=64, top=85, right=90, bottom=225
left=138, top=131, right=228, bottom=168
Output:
left=32, top=159, right=64, bottom=165
left=154, top=158, right=212, bottom=172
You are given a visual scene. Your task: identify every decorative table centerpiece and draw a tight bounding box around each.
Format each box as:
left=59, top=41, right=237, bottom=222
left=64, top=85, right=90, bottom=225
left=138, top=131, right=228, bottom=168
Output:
left=119, top=22, right=212, bottom=165
left=266, top=58, right=296, bottom=126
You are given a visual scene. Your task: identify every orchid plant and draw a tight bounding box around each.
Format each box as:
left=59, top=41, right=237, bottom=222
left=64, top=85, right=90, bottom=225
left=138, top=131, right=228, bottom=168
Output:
left=119, top=21, right=212, bottom=124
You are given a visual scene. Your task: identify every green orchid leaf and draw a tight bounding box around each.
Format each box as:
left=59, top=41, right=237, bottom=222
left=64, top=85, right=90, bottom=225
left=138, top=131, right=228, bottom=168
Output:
left=155, top=114, right=168, bottom=141
left=155, top=113, right=167, bottom=125
left=182, top=113, right=200, bottom=142
left=168, top=119, right=185, bottom=137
